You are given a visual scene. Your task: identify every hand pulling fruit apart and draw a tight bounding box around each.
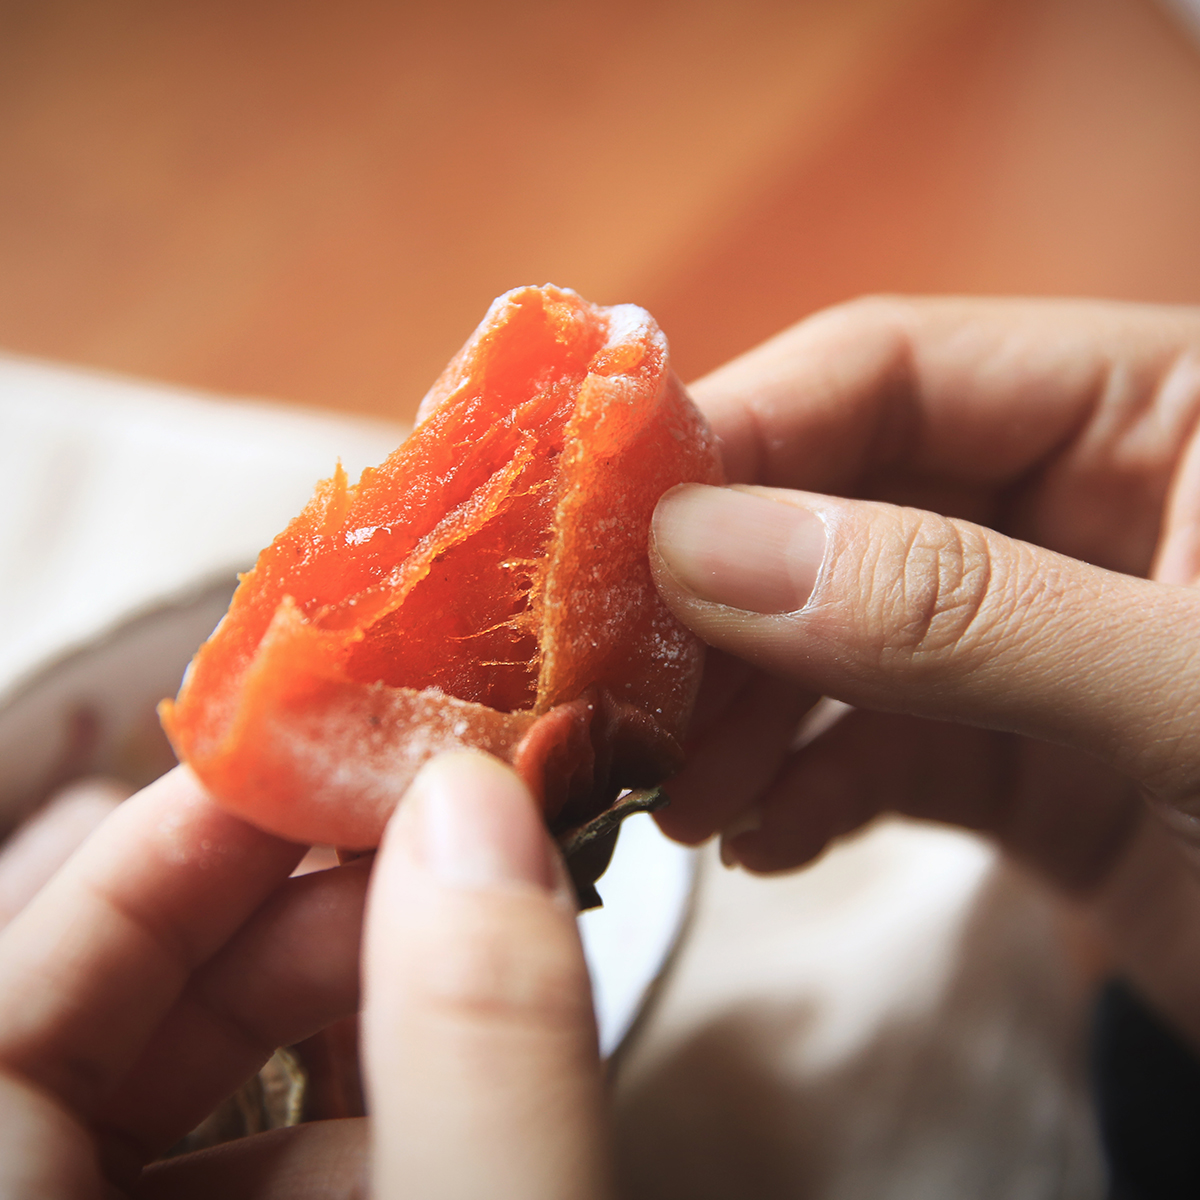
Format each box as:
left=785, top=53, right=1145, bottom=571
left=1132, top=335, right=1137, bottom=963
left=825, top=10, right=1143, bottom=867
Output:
left=160, top=284, right=722, bottom=904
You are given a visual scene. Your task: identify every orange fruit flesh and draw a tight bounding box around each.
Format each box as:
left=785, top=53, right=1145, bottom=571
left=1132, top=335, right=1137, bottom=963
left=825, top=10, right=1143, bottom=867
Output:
left=161, top=285, right=722, bottom=848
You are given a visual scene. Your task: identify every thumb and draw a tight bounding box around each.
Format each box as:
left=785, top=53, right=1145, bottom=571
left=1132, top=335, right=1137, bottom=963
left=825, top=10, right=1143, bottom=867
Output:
left=651, top=484, right=1200, bottom=823
left=362, top=751, right=612, bottom=1200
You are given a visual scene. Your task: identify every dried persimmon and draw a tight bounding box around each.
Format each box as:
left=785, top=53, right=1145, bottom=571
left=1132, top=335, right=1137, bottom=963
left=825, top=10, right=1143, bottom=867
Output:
left=160, top=285, right=721, bottom=895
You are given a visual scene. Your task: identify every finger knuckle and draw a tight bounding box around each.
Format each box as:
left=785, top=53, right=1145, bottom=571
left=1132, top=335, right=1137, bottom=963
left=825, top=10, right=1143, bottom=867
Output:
left=868, top=511, right=1000, bottom=665
left=419, top=906, right=591, bottom=1036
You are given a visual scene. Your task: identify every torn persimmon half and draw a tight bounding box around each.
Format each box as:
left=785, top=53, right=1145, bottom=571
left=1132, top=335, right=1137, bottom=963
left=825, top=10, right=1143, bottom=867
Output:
left=160, top=284, right=722, bottom=900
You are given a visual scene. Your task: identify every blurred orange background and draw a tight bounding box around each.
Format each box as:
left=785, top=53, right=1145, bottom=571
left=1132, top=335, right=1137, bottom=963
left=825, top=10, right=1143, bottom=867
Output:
left=0, top=0, right=1198, bottom=423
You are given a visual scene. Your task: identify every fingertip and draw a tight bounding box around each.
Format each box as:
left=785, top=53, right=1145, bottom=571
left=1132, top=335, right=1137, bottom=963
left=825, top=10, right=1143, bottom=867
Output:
left=716, top=806, right=764, bottom=869
left=380, top=750, right=556, bottom=895
left=718, top=835, right=741, bottom=868
left=722, top=828, right=827, bottom=876
left=652, top=804, right=712, bottom=847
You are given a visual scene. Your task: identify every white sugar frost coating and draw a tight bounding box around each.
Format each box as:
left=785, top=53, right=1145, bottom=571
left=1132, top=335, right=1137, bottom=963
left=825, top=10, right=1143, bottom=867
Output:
left=344, top=525, right=380, bottom=547
left=601, top=302, right=656, bottom=350
left=252, top=682, right=535, bottom=844
left=412, top=286, right=662, bottom=428
left=647, top=608, right=691, bottom=664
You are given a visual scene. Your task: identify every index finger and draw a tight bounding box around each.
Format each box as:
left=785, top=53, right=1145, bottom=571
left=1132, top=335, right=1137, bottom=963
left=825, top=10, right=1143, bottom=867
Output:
left=0, top=766, right=303, bottom=1118
left=695, top=296, right=1200, bottom=495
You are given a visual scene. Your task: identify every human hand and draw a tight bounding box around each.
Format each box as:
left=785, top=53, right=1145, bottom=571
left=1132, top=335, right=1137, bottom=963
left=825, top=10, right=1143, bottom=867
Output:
left=0, top=755, right=610, bottom=1198
left=649, top=298, right=1200, bottom=1042
left=0, top=777, right=131, bottom=929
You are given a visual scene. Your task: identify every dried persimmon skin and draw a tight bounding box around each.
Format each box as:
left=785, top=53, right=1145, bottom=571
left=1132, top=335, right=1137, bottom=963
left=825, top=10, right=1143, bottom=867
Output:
left=160, top=284, right=722, bottom=849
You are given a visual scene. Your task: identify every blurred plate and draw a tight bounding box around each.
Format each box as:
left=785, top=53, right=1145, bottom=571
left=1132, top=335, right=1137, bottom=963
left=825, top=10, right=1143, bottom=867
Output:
left=0, top=577, right=696, bottom=1055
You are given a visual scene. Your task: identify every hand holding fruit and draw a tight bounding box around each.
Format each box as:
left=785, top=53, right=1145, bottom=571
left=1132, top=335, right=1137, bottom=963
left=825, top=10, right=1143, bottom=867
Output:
left=0, top=756, right=611, bottom=1199
left=652, top=297, right=1200, bottom=1045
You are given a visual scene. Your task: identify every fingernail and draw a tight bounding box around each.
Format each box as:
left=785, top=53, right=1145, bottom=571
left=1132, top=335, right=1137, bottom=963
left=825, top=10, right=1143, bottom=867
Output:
left=723, top=807, right=763, bottom=840
left=1149, top=795, right=1200, bottom=859
left=653, top=485, right=827, bottom=614
left=406, top=752, right=555, bottom=892
left=719, top=807, right=762, bottom=868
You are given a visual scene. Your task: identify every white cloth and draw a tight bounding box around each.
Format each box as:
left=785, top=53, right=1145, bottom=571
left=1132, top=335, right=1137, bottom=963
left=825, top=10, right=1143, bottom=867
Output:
left=0, top=353, right=400, bottom=699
